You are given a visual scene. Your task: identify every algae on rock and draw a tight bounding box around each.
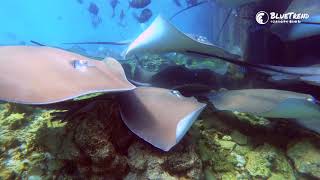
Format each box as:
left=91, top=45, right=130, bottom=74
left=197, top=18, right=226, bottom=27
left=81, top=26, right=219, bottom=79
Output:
left=287, top=139, right=320, bottom=179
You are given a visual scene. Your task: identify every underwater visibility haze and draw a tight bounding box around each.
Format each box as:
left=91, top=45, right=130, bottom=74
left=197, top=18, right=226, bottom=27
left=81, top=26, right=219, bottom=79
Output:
left=1, top=0, right=320, bottom=179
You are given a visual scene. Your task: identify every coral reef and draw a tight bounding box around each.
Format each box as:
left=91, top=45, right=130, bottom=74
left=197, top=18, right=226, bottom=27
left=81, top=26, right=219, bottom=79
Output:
left=1, top=97, right=320, bottom=179
left=287, top=139, right=320, bottom=179
left=125, top=140, right=202, bottom=179
left=193, top=107, right=319, bottom=180
left=0, top=103, right=65, bottom=179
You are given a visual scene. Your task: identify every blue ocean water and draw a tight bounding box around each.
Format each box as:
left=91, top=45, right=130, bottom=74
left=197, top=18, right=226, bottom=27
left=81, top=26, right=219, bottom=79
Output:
left=0, top=0, right=231, bottom=55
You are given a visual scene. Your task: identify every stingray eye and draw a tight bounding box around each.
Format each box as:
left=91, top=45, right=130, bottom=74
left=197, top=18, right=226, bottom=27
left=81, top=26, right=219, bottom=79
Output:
left=307, top=97, right=315, bottom=103
left=170, top=90, right=182, bottom=98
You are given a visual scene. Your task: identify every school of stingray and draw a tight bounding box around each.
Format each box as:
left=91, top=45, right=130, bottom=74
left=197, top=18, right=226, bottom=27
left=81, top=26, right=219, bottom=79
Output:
left=1, top=0, right=320, bottom=151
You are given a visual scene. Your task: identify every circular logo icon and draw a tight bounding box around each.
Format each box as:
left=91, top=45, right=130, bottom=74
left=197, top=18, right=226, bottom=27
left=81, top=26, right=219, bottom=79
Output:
left=256, top=11, right=269, bottom=25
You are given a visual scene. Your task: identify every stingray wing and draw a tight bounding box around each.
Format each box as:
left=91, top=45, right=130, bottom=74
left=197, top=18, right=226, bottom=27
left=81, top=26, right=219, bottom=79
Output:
left=209, top=89, right=313, bottom=114
left=0, top=46, right=135, bottom=104
left=125, top=16, right=240, bottom=60
left=271, top=0, right=320, bottom=41
left=119, top=87, right=206, bottom=151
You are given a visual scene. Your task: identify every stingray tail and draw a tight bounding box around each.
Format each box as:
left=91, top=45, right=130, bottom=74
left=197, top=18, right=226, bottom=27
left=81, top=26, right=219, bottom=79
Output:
left=216, top=8, right=233, bottom=41
left=63, top=41, right=131, bottom=45
left=30, top=40, right=46, bottom=46
left=185, top=50, right=301, bottom=76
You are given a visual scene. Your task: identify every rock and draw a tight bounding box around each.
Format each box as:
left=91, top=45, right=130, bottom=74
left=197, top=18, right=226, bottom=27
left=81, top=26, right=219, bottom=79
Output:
left=56, top=131, right=81, bottom=161
left=1, top=113, right=26, bottom=130
left=217, top=139, right=236, bottom=150
left=230, top=152, right=246, bottom=168
left=221, top=172, right=237, bottom=180
left=163, top=145, right=202, bottom=178
left=233, top=112, right=270, bottom=126
left=287, top=139, right=320, bottom=179
left=245, top=144, right=294, bottom=179
left=34, top=124, right=66, bottom=156
left=245, top=147, right=272, bottom=178
left=196, top=125, right=239, bottom=175
left=230, top=130, right=248, bottom=145
left=0, top=132, right=20, bottom=150
left=0, top=167, right=16, bottom=179
left=74, top=119, right=113, bottom=162
left=28, top=175, right=42, bottom=180
left=204, top=168, right=216, bottom=180
left=126, top=140, right=202, bottom=180
left=73, top=105, right=129, bottom=177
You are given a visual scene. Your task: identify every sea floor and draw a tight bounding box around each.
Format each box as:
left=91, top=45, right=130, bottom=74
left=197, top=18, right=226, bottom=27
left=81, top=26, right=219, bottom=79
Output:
left=0, top=101, right=320, bottom=179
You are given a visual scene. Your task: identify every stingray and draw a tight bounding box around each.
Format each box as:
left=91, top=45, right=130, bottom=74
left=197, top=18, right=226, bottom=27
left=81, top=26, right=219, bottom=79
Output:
left=124, top=15, right=241, bottom=60
left=248, top=64, right=320, bottom=86
left=63, top=16, right=240, bottom=61
left=121, top=15, right=320, bottom=86
left=271, top=0, right=320, bottom=41
left=0, top=46, right=135, bottom=104
left=63, top=15, right=240, bottom=64
left=122, top=15, right=320, bottom=87
left=208, top=89, right=320, bottom=133
left=0, top=46, right=206, bottom=151
left=176, top=48, right=320, bottom=87
left=130, top=62, right=222, bottom=96
left=299, top=75, right=320, bottom=86
left=119, top=87, right=206, bottom=151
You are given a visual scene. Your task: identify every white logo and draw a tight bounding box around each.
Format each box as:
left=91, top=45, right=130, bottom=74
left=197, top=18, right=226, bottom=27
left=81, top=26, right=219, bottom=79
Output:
left=256, top=11, right=269, bottom=24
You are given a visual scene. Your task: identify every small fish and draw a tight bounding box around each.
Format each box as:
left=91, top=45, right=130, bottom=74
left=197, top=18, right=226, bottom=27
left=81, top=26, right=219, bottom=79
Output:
left=173, top=0, right=182, bottom=7
left=169, top=1, right=208, bottom=20
left=77, top=0, right=84, bottom=4
left=88, top=2, right=99, bottom=16
left=133, top=8, right=152, bottom=23
left=57, top=16, right=63, bottom=21
left=119, top=9, right=125, bottom=22
left=129, top=0, right=151, bottom=9
left=185, top=0, right=198, bottom=6
left=110, top=0, right=119, bottom=18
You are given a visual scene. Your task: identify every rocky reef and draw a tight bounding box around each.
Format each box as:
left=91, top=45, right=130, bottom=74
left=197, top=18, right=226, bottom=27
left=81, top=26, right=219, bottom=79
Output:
left=1, top=98, right=320, bottom=179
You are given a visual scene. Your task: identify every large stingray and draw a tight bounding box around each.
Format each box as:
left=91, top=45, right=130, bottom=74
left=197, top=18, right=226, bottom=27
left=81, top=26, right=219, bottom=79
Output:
left=122, top=15, right=320, bottom=82
left=119, top=87, right=206, bottom=151
left=123, top=15, right=320, bottom=87
left=208, top=89, right=320, bottom=133
left=0, top=46, right=135, bottom=104
left=271, top=0, right=320, bottom=41
left=0, top=46, right=206, bottom=151
left=249, top=64, right=320, bottom=86
left=125, top=15, right=241, bottom=60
